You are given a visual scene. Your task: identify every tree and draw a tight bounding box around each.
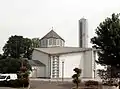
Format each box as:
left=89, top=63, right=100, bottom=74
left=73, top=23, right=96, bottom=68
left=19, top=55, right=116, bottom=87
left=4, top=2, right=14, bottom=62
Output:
left=72, top=68, right=81, bottom=89
left=0, top=54, right=3, bottom=59
left=91, top=13, right=120, bottom=67
left=91, top=13, right=120, bottom=66
left=3, top=35, right=33, bottom=59
left=23, top=38, right=33, bottom=60
left=1, top=35, right=32, bottom=75
left=17, top=58, right=31, bottom=79
left=31, top=38, right=40, bottom=48
left=97, top=68, right=120, bottom=86
left=0, top=58, right=31, bottom=73
left=91, top=13, right=120, bottom=85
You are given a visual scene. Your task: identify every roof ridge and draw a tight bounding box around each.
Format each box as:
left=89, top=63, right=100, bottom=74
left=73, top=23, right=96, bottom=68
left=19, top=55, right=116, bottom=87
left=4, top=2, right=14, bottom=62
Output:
left=40, top=30, right=65, bottom=41
left=29, top=60, right=45, bottom=66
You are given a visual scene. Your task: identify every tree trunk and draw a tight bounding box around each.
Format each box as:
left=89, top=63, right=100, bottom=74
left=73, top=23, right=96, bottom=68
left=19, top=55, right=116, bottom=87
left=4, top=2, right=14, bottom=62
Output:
left=118, top=80, right=120, bottom=89
left=76, top=83, right=78, bottom=89
left=118, top=81, right=120, bottom=89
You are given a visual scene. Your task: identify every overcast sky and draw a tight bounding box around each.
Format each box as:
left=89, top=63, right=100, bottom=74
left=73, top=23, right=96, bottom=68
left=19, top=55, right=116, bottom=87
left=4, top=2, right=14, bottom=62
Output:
left=0, top=0, right=120, bottom=53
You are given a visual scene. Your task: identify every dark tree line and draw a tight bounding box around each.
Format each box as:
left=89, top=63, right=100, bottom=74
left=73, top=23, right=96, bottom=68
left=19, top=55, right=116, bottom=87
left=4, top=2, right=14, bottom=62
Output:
left=0, top=35, right=40, bottom=73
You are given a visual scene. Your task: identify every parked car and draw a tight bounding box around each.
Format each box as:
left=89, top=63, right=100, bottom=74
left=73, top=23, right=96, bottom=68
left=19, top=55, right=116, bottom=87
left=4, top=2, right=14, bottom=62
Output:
left=0, top=74, right=17, bottom=82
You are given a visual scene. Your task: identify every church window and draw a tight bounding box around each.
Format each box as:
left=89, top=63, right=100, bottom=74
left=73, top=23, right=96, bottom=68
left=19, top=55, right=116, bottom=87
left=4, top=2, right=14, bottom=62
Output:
left=41, top=40, right=44, bottom=46
left=43, top=40, right=44, bottom=45
left=53, top=39, right=56, bottom=45
left=56, top=39, right=59, bottom=45
left=43, top=39, right=46, bottom=46
left=49, top=38, right=52, bottom=45
left=60, top=40, right=62, bottom=46
left=62, top=41, right=64, bottom=46
left=61, top=41, right=63, bottom=46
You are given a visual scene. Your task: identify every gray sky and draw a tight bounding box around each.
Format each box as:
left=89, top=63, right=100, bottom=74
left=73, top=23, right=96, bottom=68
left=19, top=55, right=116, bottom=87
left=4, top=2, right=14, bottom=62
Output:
left=0, top=0, right=120, bottom=53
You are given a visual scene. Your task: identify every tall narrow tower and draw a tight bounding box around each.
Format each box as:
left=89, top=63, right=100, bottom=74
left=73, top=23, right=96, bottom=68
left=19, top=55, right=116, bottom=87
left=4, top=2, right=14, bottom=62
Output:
left=79, top=18, right=88, bottom=48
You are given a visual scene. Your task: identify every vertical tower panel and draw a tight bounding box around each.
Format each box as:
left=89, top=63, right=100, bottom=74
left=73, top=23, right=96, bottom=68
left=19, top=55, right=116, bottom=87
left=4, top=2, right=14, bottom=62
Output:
left=79, top=18, right=88, bottom=48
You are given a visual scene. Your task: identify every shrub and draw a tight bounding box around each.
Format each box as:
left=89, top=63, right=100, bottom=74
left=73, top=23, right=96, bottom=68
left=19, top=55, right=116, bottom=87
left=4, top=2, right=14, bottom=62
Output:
left=84, top=86, right=97, bottom=89
left=20, top=78, right=29, bottom=87
left=102, top=79, right=118, bottom=87
left=0, top=79, right=29, bottom=88
left=85, top=80, right=99, bottom=86
left=14, top=79, right=29, bottom=88
left=72, top=68, right=82, bottom=89
left=0, top=81, right=6, bottom=87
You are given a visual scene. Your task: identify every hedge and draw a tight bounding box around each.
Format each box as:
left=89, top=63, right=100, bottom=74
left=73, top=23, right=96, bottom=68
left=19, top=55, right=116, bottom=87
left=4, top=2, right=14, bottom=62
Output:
left=0, top=78, right=29, bottom=88
left=85, top=80, right=99, bottom=86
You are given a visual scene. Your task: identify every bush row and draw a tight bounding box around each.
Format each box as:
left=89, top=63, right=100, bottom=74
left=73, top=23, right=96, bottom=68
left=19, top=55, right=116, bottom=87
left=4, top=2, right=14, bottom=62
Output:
left=103, top=82, right=118, bottom=86
left=85, top=80, right=99, bottom=86
left=0, top=79, right=29, bottom=88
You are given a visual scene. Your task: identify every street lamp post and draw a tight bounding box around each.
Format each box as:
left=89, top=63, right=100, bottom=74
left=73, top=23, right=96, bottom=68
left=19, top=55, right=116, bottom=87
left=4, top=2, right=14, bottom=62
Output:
left=93, top=69, right=95, bottom=79
left=61, top=59, right=65, bottom=82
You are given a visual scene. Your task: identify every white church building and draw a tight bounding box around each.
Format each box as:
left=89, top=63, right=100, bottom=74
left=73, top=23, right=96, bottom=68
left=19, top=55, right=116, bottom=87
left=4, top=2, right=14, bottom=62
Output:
left=30, top=18, right=100, bottom=79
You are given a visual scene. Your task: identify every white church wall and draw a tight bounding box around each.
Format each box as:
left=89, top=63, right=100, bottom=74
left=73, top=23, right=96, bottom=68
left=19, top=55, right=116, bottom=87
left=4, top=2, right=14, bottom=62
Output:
left=32, top=50, right=50, bottom=78
left=83, top=50, right=93, bottom=78
left=59, top=52, right=84, bottom=78
left=87, top=49, right=105, bottom=80
left=29, top=66, right=45, bottom=78
left=36, top=66, right=45, bottom=78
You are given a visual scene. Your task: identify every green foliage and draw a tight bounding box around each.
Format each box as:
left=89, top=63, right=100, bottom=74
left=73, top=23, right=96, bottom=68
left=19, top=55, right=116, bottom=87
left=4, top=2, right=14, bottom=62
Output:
left=0, top=58, right=21, bottom=73
left=31, top=38, right=40, bottom=48
left=0, top=58, right=31, bottom=73
left=73, top=68, right=81, bottom=74
left=17, top=70, right=30, bottom=79
left=73, top=79, right=81, bottom=85
left=91, top=13, right=120, bottom=87
left=0, top=79, right=29, bottom=88
left=85, top=80, right=98, bottom=86
left=17, top=59, right=30, bottom=88
left=0, top=35, right=35, bottom=74
left=72, top=68, right=81, bottom=89
left=0, top=54, right=3, bottom=59
left=3, top=35, right=33, bottom=59
left=12, top=79, right=29, bottom=88
left=91, top=13, right=120, bottom=67
left=17, top=59, right=31, bottom=79
left=97, top=67, right=120, bottom=85
left=98, top=66, right=120, bottom=79
left=23, top=38, right=33, bottom=60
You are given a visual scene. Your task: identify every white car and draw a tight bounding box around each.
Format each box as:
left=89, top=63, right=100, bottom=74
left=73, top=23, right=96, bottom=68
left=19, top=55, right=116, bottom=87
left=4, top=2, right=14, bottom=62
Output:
left=0, top=74, right=17, bottom=81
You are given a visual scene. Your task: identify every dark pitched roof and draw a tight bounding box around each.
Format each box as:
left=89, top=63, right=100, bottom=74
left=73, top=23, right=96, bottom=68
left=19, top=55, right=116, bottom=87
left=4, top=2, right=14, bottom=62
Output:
left=40, top=30, right=65, bottom=41
left=34, top=47, right=93, bottom=55
left=28, top=60, right=45, bottom=66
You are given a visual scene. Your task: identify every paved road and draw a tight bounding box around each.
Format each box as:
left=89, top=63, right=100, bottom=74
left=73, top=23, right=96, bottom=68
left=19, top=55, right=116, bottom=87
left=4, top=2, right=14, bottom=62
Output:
left=0, top=79, right=77, bottom=89
left=29, top=80, right=74, bottom=89
left=0, top=87, right=17, bottom=89
left=0, top=79, right=112, bottom=89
